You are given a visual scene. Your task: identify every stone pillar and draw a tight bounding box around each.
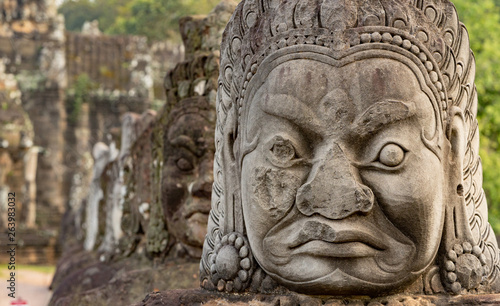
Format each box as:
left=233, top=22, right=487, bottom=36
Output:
left=0, top=150, right=13, bottom=229
left=23, top=146, right=38, bottom=228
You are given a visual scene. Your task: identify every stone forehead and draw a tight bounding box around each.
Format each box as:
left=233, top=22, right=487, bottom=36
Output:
left=218, top=0, right=470, bottom=128
left=258, top=58, right=423, bottom=99
left=168, top=97, right=213, bottom=123
left=246, top=58, right=437, bottom=138
left=242, top=49, right=442, bottom=136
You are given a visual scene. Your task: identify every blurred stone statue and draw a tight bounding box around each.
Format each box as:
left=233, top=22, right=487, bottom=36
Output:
left=82, top=20, right=101, bottom=36
left=162, top=96, right=215, bottom=258
left=99, top=113, right=140, bottom=254
left=200, top=0, right=500, bottom=296
left=84, top=142, right=111, bottom=251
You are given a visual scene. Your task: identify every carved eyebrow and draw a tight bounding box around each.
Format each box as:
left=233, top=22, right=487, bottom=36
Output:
left=169, top=135, right=198, bottom=154
left=260, top=93, right=323, bottom=134
left=353, top=100, right=416, bottom=137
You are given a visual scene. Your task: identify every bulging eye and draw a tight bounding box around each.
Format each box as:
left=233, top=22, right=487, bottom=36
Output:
left=176, top=158, right=194, bottom=171
left=271, top=137, right=296, bottom=162
left=266, top=136, right=306, bottom=168
left=378, top=143, right=405, bottom=167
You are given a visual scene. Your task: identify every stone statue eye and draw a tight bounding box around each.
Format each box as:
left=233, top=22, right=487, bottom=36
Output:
left=378, top=143, right=405, bottom=167
left=265, top=135, right=308, bottom=168
left=270, top=137, right=296, bottom=162
left=176, top=158, right=194, bottom=171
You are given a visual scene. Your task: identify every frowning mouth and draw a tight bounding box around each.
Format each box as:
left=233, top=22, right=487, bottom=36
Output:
left=265, top=219, right=388, bottom=261
left=289, top=221, right=386, bottom=251
left=290, top=240, right=380, bottom=257
left=186, top=211, right=209, bottom=222
left=184, top=197, right=211, bottom=220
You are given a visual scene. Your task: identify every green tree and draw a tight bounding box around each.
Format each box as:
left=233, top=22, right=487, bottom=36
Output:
left=58, top=0, right=103, bottom=32
left=106, top=0, right=175, bottom=41
left=59, top=0, right=220, bottom=41
left=106, top=0, right=220, bottom=41
left=454, top=0, right=500, bottom=231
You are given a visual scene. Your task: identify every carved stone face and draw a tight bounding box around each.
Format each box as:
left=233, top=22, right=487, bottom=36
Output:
left=162, top=98, right=214, bottom=254
left=240, top=58, right=448, bottom=294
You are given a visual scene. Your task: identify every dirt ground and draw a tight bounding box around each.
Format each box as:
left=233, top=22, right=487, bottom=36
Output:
left=0, top=266, right=53, bottom=306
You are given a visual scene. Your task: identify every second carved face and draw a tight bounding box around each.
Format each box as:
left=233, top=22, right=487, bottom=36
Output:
left=162, top=97, right=214, bottom=257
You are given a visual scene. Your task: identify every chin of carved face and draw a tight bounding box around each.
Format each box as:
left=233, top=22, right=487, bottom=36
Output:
left=240, top=58, right=446, bottom=294
left=163, top=108, right=214, bottom=249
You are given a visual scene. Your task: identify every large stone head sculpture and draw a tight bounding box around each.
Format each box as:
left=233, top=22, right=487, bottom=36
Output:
left=200, top=0, right=500, bottom=296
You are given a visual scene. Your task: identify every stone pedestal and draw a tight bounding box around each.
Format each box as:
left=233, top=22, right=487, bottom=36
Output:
left=135, top=289, right=500, bottom=306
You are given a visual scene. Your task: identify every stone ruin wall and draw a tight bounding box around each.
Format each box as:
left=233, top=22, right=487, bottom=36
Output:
left=0, top=0, right=66, bottom=264
left=0, top=0, right=184, bottom=264
left=0, top=59, right=35, bottom=228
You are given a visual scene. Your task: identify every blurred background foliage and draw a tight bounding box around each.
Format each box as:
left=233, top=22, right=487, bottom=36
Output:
left=58, top=0, right=220, bottom=41
left=453, top=0, right=500, bottom=232
left=58, top=0, right=500, bottom=230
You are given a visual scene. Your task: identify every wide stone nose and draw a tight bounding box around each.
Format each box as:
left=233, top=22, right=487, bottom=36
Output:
left=296, top=143, right=374, bottom=219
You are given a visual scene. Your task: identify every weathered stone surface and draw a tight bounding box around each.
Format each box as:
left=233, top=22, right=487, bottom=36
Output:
left=120, top=110, right=163, bottom=256
left=51, top=260, right=115, bottom=300
left=50, top=245, right=99, bottom=291
left=0, top=0, right=59, bottom=38
left=52, top=260, right=200, bottom=306
left=161, top=96, right=215, bottom=259
left=201, top=0, right=500, bottom=297
left=0, top=59, right=36, bottom=229
left=81, top=20, right=102, bottom=36
left=151, top=41, right=184, bottom=102
left=99, top=112, right=143, bottom=255
left=0, top=0, right=185, bottom=266
left=135, top=289, right=500, bottom=306
left=179, top=0, right=236, bottom=60
left=61, top=102, right=93, bottom=252
left=60, top=29, right=183, bottom=260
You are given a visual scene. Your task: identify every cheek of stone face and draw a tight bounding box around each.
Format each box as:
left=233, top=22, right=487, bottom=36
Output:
left=186, top=211, right=209, bottom=246
left=162, top=168, right=186, bottom=220
left=251, top=166, right=303, bottom=220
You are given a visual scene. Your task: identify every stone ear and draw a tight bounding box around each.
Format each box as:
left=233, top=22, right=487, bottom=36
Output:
left=223, top=108, right=238, bottom=165
left=440, top=106, right=487, bottom=294
left=222, top=107, right=243, bottom=234
left=446, top=106, right=466, bottom=172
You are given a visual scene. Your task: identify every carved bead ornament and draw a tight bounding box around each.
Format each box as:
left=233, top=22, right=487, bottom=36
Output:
left=444, top=242, right=488, bottom=294
left=209, top=232, right=253, bottom=292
